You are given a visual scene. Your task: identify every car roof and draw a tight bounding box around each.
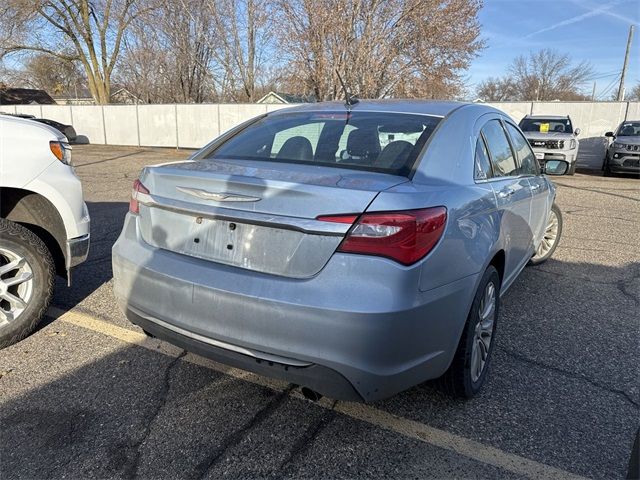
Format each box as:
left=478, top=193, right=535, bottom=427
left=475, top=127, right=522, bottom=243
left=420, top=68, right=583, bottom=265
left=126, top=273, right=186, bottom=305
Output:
left=268, top=99, right=468, bottom=118
left=524, top=115, right=570, bottom=120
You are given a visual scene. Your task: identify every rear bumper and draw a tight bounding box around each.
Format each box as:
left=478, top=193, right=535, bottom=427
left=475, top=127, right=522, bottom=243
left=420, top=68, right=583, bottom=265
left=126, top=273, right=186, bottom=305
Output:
left=112, top=214, right=478, bottom=402
left=126, top=305, right=364, bottom=401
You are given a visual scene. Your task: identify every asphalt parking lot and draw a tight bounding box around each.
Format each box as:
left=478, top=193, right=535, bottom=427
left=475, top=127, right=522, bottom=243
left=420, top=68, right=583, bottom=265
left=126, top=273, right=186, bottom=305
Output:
left=1, top=144, right=638, bottom=479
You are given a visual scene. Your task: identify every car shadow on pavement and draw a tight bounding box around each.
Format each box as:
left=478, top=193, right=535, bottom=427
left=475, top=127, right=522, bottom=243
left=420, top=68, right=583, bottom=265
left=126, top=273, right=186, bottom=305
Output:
left=39, top=201, right=129, bottom=329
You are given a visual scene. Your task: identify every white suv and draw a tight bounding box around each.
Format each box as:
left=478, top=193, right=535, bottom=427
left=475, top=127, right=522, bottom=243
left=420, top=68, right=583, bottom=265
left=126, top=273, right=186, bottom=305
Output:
left=518, top=115, right=581, bottom=175
left=0, top=114, right=90, bottom=347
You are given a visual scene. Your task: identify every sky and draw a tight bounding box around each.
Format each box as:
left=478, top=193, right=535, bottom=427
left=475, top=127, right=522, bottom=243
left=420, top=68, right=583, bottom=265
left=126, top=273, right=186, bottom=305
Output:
left=467, top=0, right=640, bottom=99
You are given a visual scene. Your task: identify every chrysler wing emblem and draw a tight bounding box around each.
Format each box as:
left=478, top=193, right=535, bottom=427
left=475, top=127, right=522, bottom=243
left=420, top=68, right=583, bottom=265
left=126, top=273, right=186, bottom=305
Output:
left=176, top=186, right=261, bottom=202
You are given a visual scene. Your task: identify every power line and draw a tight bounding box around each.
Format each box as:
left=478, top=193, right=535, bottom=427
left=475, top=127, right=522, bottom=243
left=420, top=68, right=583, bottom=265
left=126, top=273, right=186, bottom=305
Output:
left=598, top=79, right=619, bottom=100
left=598, top=74, right=621, bottom=100
left=584, top=70, right=621, bottom=81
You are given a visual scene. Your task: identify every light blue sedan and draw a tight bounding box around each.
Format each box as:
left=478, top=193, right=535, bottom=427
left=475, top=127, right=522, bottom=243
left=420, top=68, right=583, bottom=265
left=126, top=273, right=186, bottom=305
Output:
left=112, top=100, right=565, bottom=402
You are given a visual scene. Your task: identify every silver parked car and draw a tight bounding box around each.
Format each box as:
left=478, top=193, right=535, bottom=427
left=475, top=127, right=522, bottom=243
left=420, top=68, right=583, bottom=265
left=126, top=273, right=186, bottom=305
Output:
left=112, top=101, right=566, bottom=402
left=604, top=121, right=640, bottom=176
left=519, top=115, right=580, bottom=175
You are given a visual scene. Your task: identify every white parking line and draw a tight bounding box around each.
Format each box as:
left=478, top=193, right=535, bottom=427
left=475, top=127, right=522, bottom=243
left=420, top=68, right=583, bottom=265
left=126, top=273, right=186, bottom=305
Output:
left=50, top=307, right=588, bottom=480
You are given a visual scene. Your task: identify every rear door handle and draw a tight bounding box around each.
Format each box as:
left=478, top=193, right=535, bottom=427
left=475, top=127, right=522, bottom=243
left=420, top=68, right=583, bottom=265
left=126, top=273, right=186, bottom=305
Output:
left=498, top=188, right=515, bottom=198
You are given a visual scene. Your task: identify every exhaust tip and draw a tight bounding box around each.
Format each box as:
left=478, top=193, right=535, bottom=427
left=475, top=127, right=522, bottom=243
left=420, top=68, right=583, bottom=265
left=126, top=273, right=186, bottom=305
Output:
left=301, top=387, right=322, bottom=402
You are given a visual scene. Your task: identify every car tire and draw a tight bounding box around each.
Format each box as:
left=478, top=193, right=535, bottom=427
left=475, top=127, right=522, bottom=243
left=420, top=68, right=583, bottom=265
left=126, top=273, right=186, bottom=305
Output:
left=0, top=219, right=55, bottom=348
left=603, top=158, right=614, bottom=177
left=435, top=265, right=500, bottom=398
left=528, top=203, right=563, bottom=266
left=567, top=161, right=577, bottom=175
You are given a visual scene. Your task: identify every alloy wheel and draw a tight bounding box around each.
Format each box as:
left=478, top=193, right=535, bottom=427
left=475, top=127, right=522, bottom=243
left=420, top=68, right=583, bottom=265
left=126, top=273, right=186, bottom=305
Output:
left=534, top=209, right=559, bottom=259
left=470, top=281, right=496, bottom=383
left=0, top=247, right=34, bottom=327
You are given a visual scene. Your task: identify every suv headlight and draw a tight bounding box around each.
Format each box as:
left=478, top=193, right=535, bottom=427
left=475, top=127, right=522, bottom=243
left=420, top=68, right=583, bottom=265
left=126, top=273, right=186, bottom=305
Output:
left=569, top=139, right=577, bottom=149
left=613, top=142, right=626, bottom=149
left=49, top=140, right=72, bottom=166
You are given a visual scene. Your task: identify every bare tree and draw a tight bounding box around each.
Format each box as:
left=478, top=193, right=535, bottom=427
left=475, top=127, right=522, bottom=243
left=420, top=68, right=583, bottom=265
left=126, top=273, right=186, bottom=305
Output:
left=276, top=0, right=483, bottom=101
left=8, top=54, right=86, bottom=96
left=0, top=0, right=156, bottom=103
left=476, top=77, right=517, bottom=102
left=205, top=0, right=276, bottom=102
left=627, top=82, right=640, bottom=101
left=477, top=49, right=593, bottom=101
left=510, top=49, right=592, bottom=101
left=118, top=0, right=217, bottom=103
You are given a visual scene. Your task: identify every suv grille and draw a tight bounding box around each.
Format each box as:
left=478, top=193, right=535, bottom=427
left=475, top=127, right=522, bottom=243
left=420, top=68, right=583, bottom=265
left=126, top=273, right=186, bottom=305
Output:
left=529, top=139, right=565, bottom=149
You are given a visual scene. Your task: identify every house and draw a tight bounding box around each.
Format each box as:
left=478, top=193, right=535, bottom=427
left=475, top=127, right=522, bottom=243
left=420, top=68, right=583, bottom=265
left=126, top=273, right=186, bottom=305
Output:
left=256, top=91, right=315, bottom=104
left=53, top=96, right=95, bottom=105
left=110, top=87, right=141, bottom=104
left=0, top=88, right=56, bottom=105
left=54, top=87, right=140, bottom=105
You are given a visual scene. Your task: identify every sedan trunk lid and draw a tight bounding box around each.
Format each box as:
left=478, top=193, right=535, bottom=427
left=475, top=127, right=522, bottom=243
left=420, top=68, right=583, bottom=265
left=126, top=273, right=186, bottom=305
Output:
left=136, top=158, right=408, bottom=278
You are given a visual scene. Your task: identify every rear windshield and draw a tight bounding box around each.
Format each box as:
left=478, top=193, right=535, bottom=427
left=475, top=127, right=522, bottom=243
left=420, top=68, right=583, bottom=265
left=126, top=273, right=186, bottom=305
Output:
left=207, top=112, right=441, bottom=176
left=519, top=118, right=573, bottom=134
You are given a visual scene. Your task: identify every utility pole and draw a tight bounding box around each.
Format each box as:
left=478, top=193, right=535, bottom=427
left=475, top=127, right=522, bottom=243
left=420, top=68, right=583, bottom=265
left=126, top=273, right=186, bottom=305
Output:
left=617, top=25, right=634, bottom=101
left=591, top=81, right=596, bottom=101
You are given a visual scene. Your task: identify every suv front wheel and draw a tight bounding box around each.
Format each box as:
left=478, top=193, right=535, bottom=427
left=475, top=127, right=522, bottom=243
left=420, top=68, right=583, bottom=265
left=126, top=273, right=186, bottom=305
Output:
left=0, top=219, right=54, bottom=348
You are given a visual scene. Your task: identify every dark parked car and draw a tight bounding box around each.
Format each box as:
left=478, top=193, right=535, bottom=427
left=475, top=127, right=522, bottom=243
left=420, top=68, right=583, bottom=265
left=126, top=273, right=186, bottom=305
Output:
left=0, top=113, right=77, bottom=143
left=604, top=121, right=640, bottom=176
left=33, top=118, right=77, bottom=143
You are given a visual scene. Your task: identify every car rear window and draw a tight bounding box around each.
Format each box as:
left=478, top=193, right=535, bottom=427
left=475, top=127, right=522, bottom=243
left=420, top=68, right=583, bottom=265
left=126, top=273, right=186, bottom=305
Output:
left=207, top=112, right=441, bottom=176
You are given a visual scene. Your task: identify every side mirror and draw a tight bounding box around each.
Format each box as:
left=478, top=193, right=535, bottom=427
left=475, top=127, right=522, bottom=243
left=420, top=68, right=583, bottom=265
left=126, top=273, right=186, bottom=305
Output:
left=605, top=131, right=615, bottom=137
left=544, top=160, right=569, bottom=175
left=574, top=128, right=581, bottom=136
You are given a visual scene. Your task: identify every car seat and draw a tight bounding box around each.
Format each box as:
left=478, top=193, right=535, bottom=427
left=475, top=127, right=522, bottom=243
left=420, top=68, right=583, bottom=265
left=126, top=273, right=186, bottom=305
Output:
left=375, top=140, right=414, bottom=169
left=341, top=128, right=381, bottom=164
left=276, top=136, right=313, bottom=161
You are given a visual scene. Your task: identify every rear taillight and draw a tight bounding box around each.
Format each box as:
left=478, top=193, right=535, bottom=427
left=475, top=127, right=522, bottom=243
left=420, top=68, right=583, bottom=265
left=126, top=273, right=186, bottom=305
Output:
left=129, top=179, right=150, bottom=214
left=319, top=207, right=447, bottom=265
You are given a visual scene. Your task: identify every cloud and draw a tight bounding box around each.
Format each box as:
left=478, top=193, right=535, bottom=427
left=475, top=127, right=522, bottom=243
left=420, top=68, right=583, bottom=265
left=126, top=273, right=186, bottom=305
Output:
left=569, top=0, right=640, bottom=26
left=522, top=0, right=637, bottom=40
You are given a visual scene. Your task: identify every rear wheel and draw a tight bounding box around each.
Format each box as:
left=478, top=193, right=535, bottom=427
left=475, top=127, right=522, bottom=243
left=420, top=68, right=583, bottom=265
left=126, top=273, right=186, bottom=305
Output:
left=528, top=203, right=562, bottom=266
left=435, top=265, right=500, bottom=398
left=0, top=219, right=54, bottom=348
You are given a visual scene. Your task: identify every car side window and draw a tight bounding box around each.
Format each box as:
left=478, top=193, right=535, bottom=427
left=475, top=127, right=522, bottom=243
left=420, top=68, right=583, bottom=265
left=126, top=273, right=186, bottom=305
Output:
left=505, top=123, right=540, bottom=175
left=474, top=135, right=492, bottom=181
left=481, top=120, right=518, bottom=177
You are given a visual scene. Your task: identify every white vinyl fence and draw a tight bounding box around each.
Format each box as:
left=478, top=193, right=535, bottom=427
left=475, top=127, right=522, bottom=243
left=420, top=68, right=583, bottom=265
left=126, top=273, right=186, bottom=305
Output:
left=3, top=101, right=639, bottom=170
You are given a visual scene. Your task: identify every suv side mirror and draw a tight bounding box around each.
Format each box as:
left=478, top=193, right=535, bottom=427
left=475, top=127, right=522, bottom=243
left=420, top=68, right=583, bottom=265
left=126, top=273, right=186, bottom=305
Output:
left=605, top=131, right=615, bottom=137
left=574, top=128, right=581, bottom=136
left=544, top=160, right=569, bottom=175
